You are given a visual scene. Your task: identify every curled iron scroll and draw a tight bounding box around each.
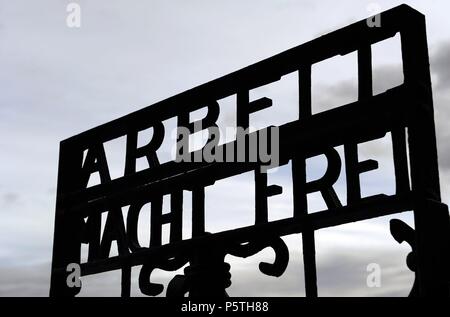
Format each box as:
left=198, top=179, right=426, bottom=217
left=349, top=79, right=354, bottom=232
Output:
left=227, top=236, right=289, bottom=277
left=390, top=219, right=417, bottom=297
left=138, top=254, right=189, bottom=296
left=138, top=236, right=289, bottom=296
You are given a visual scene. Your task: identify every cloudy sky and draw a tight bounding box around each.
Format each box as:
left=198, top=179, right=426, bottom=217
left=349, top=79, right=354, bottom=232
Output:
left=1, top=0, right=450, bottom=297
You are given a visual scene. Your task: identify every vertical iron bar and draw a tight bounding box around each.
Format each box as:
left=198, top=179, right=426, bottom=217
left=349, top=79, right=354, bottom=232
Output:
left=358, top=45, right=372, bottom=101
left=299, top=65, right=312, bottom=119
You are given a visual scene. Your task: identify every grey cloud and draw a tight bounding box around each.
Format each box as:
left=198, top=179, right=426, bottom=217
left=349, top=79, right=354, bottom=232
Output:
left=314, top=249, right=413, bottom=297
left=431, top=42, right=450, bottom=174
left=432, top=42, right=450, bottom=90
left=2, top=192, right=19, bottom=206
left=0, top=263, right=50, bottom=297
left=372, top=64, right=404, bottom=94
left=312, top=80, right=358, bottom=114
left=313, top=64, right=404, bottom=114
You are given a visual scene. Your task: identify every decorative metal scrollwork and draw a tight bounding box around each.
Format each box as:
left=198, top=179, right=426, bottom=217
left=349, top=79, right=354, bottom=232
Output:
left=390, top=219, right=417, bottom=297
left=139, top=253, right=189, bottom=296
left=138, top=235, right=289, bottom=297
left=227, top=236, right=289, bottom=277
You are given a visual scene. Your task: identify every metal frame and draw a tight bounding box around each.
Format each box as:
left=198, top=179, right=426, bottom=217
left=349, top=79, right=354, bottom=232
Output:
left=50, top=5, right=450, bottom=297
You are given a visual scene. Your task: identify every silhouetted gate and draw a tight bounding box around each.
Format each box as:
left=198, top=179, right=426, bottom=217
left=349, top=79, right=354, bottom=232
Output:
left=50, top=5, right=450, bottom=297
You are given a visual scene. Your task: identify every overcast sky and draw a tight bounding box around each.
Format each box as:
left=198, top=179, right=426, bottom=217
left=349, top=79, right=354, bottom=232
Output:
left=1, top=0, right=450, bottom=297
